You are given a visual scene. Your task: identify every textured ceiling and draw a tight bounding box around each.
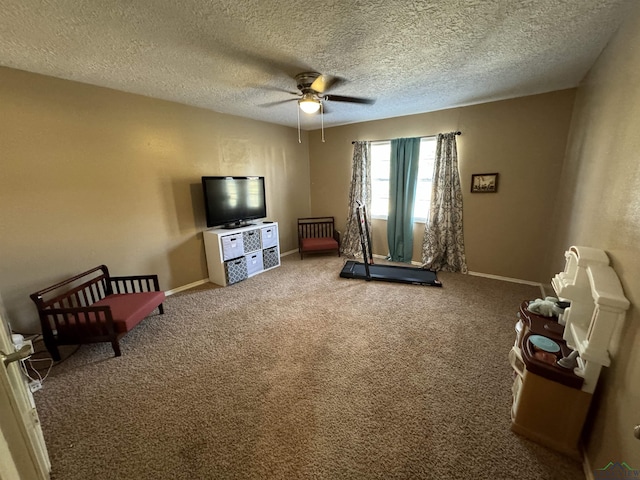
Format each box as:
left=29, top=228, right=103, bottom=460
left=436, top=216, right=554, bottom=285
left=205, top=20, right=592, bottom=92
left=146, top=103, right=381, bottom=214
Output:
left=0, top=0, right=634, bottom=130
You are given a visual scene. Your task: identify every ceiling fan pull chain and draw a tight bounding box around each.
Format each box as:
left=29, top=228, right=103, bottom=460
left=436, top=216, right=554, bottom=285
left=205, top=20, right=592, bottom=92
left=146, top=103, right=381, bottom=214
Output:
left=297, top=105, right=301, bottom=143
left=321, top=102, right=325, bottom=143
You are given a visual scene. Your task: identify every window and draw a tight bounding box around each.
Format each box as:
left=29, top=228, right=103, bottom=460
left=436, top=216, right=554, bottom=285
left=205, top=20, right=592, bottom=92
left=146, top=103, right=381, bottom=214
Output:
left=370, top=137, right=437, bottom=222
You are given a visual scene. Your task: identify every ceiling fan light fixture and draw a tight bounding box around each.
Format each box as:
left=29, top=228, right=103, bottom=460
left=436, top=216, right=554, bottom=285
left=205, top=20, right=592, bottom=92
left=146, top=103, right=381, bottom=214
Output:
left=298, top=94, right=321, bottom=114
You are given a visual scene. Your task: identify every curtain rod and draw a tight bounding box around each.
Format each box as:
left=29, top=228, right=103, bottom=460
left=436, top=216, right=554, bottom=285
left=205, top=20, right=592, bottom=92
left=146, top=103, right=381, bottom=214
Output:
left=351, top=131, right=461, bottom=144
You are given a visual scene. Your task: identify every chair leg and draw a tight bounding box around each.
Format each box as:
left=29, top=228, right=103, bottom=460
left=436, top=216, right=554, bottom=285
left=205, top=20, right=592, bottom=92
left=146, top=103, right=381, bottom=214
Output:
left=158, top=304, right=164, bottom=314
left=112, top=340, right=122, bottom=357
left=46, top=342, right=61, bottom=362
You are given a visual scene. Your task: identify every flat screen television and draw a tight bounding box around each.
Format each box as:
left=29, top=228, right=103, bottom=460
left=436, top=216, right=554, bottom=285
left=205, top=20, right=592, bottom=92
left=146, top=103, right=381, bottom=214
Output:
left=202, top=176, right=267, bottom=229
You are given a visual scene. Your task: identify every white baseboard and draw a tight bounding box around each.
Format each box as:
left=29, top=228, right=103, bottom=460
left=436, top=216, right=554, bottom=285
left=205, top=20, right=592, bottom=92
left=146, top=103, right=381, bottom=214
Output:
left=314, top=245, right=548, bottom=296
left=165, top=279, right=209, bottom=296
left=168, top=256, right=544, bottom=298
left=467, top=271, right=542, bottom=286
left=373, top=254, right=544, bottom=293
left=167, top=249, right=298, bottom=295
left=468, top=271, right=545, bottom=297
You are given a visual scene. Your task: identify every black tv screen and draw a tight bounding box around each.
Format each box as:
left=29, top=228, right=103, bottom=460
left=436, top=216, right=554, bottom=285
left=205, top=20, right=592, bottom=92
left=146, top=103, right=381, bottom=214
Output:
left=202, top=176, right=267, bottom=228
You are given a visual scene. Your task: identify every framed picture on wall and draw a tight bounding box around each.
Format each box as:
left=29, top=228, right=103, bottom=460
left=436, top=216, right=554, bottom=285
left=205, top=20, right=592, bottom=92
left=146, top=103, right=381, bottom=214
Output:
left=471, top=173, right=499, bottom=193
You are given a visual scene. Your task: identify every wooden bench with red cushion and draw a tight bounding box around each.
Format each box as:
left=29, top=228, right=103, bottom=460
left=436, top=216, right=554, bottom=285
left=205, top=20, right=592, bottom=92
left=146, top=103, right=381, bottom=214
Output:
left=30, top=265, right=165, bottom=360
left=298, top=217, right=341, bottom=259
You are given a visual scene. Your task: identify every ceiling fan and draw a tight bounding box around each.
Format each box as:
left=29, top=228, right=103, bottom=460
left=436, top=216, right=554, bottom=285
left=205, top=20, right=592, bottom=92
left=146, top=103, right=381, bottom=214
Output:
left=263, top=72, right=375, bottom=114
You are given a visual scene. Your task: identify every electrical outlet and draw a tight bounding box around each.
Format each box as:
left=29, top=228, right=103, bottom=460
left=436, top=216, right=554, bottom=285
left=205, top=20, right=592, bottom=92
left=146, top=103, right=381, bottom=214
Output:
left=28, top=380, right=42, bottom=393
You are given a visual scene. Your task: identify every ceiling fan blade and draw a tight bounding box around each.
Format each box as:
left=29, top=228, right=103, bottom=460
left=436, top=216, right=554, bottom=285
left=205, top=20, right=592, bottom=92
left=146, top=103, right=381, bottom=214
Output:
left=324, top=94, right=375, bottom=105
left=258, top=98, right=297, bottom=107
left=310, top=75, right=344, bottom=93
left=208, top=39, right=313, bottom=81
left=250, top=85, right=299, bottom=95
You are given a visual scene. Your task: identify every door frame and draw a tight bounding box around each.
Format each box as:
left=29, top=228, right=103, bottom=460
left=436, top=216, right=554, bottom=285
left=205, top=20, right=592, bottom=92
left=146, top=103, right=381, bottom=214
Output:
left=0, top=304, right=50, bottom=479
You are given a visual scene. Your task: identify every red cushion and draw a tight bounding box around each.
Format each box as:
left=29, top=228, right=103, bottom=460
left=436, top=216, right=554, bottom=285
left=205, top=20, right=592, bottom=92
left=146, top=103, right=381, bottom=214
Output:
left=301, top=237, right=339, bottom=252
left=93, top=291, right=165, bottom=333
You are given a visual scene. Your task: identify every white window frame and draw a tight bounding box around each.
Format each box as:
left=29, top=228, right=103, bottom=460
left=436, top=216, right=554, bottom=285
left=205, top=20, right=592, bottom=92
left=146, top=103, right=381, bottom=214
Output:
left=370, top=137, right=437, bottom=223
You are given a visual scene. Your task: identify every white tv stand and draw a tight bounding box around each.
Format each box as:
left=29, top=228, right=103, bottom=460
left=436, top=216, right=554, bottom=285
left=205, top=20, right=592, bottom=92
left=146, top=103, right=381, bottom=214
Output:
left=203, top=222, right=280, bottom=287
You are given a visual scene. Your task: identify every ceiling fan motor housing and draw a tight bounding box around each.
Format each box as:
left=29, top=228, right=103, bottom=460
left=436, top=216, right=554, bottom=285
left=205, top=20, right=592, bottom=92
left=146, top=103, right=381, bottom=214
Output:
left=291, top=71, right=374, bottom=108
left=295, top=72, right=321, bottom=93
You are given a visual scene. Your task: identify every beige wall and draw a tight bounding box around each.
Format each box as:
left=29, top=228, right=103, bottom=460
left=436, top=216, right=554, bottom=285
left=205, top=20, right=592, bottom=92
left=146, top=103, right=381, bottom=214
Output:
left=308, top=90, right=575, bottom=281
left=549, top=4, right=640, bottom=470
left=0, top=67, right=311, bottom=332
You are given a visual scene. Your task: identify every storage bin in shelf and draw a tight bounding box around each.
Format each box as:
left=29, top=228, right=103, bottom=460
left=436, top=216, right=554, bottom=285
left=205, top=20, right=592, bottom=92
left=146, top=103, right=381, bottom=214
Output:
left=243, top=229, right=262, bottom=253
left=261, top=225, right=278, bottom=249
left=245, top=250, right=264, bottom=277
left=221, top=233, right=244, bottom=261
left=225, top=256, right=248, bottom=285
left=263, top=246, right=280, bottom=270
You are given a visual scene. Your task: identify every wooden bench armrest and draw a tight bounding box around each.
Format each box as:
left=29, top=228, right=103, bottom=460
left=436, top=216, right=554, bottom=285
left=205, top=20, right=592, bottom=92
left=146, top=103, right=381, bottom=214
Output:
left=44, top=305, right=113, bottom=319
left=41, top=305, right=116, bottom=334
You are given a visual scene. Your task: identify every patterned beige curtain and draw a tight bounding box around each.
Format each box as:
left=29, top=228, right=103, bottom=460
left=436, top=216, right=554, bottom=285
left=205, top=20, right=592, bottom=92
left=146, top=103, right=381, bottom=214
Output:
left=421, top=132, right=468, bottom=273
left=341, top=141, right=371, bottom=258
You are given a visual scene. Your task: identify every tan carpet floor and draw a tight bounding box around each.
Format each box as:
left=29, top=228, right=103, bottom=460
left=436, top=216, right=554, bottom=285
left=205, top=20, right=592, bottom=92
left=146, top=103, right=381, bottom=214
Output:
left=32, top=255, right=585, bottom=479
